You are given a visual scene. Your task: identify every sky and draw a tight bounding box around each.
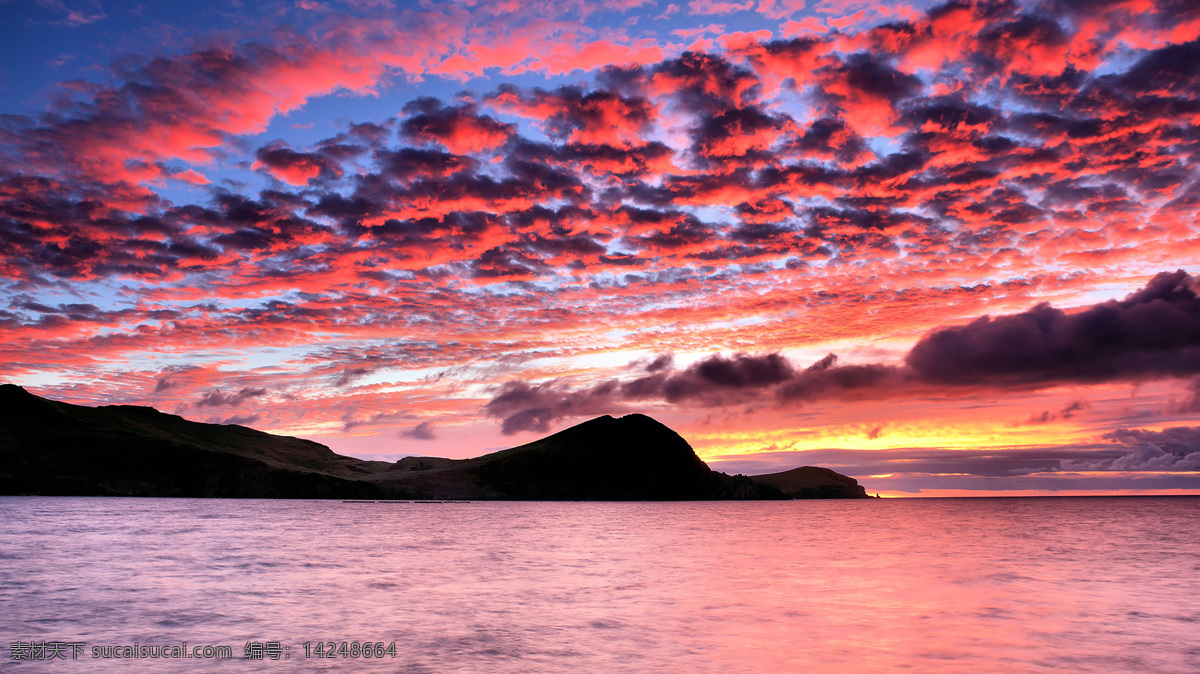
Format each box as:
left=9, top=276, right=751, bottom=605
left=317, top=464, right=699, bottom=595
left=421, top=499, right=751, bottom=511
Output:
left=2, top=0, right=1199, bottom=497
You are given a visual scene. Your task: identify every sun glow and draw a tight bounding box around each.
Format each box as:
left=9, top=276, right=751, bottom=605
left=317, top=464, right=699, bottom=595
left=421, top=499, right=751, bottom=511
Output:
left=690, top=420, right=1098, bottom=459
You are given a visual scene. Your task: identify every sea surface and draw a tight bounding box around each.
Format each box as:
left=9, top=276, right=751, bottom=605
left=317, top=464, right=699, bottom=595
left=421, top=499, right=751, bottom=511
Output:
left=0, top=496, right=1197, bottom=672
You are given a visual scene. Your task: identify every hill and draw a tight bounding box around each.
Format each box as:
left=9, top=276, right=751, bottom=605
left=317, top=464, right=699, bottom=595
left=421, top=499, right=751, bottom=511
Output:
left=377, top=413, right=783, bottom=500
left=749, top=466, right=871, bottom=499
left=0, top=385, right=868, bottom=499
left=0, top=384, right=388, bottom=498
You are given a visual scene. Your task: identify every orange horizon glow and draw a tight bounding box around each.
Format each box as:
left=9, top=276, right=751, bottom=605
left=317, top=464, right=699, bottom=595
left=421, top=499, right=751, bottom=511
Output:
left=872, top=489, right=1200, bottom=499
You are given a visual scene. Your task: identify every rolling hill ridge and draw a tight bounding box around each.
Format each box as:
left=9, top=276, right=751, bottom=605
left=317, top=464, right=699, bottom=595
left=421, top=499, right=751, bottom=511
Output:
left=0, top=385, right=870, bottom=499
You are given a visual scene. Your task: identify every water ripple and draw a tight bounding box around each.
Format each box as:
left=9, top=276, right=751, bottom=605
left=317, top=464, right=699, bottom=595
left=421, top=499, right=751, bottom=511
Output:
left=0, top=496, right=1197, bottom=672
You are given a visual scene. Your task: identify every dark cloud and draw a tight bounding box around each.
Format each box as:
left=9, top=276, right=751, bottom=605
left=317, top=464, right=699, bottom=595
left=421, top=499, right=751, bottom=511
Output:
left=558, top=141, right=675, bottom=177
left=776, top=355, right=901, bottom=402
left=334, top=367, right=374, bottom=387
left=372, top=147, right=479, bottom=183
left=629, top=213, right=716, bottom=253
left=691, top=105, right=789, bottom=160
left=400, top=421, right=438, bottom=440
left=1171, top=378, right=1200, bottom=414
left=2, top=3, right=1197, bottom=299
left=1060, top=399, right=1087, bottom=419
left=471, top=246, right=548, bottom=279
left=343, top=121, right=394, bottom=147
left=670, top=352, right=794, bottom=395
left=204, top=192, right=333, bottom=252
left=902, top=96, right=998, bottom=132
left=0, top=176, right=200, bottom=281
left=974, top=12, right=1070, bottom=75
left=791, top=117, right=870, bottom=163
left=906, top=270, right=1200, bottom=386
left=485, top=379, right=621, bottom=434
left=196, top=387, right=267, bottom=408
left=522, top=230, right=606, bottom=259
left=400, top=98, right=514, bottom=153
left=645, top=354, right=674, bottom=372
left=813, top=51, right=922, bottom=131
left=488, top=84, right=654, bottom=144
left=650, top=51, right=761, bottom=113
left=1110, top=39, right=1200, bottom=99
left=803, top=204, right=925, bottom=236
left=1061, top=426, right=1200, bottom=471
left=253, top=140, right=344, bottom=184
left=483, top=271, right=1200, bottom=431
left=483, top=351, right=899, bottom=432
left=833, top=51, right=922, bottom=101
left=220, top=413, right=261, bottom=426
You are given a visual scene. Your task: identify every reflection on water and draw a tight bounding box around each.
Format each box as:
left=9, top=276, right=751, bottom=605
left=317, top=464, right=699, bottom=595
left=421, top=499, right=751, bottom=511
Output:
left=1, top=497, right=1197, bottom=672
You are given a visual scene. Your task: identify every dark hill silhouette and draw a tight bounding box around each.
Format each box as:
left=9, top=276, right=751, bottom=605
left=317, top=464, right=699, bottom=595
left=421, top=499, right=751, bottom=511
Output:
left=749, top=465, right=869, bottom=499
left=0, top=385, right=868, bottom=499
left=0, top=384, right=387, bottom=497
left=382, top=414, right=783, bottom=500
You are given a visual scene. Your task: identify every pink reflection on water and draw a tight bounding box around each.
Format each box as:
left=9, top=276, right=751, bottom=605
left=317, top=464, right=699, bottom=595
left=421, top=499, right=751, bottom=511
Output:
left=0, top=497, right=1197, bottom=672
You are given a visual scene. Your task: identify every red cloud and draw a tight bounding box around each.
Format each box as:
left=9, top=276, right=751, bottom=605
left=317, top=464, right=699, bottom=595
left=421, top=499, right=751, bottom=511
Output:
left=171, top=169, right=211, bottom=186
left=3, top=0, right=1200, bottom=484
left=401, top=99, right=515, bottom=154
left=252, top=142, right=344, bottom=185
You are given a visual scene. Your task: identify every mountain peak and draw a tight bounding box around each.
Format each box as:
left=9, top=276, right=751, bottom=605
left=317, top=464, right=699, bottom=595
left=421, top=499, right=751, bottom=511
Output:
left=385, top=412, right=783, bottom=500
left=0, top=383, right=32, bottom=397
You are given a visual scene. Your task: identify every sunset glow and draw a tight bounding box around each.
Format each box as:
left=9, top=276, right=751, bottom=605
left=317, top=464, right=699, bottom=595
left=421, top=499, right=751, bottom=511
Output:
left=3, top=0, right=1200, bottom=495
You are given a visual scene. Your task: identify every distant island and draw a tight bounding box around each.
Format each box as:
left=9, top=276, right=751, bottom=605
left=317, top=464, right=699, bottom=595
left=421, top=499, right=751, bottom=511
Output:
left=0, top=384, right=871, bottom=500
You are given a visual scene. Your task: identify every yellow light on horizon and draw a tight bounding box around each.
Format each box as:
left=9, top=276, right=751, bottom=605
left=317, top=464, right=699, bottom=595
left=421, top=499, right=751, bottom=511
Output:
left=690, top=418, right=1097, bottom=460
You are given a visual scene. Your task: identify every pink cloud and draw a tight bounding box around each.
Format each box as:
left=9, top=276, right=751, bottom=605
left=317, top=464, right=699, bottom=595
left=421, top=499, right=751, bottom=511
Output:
left=757, top=0, right=806, bottom=21
left=690, top=0, right=756, bottom=16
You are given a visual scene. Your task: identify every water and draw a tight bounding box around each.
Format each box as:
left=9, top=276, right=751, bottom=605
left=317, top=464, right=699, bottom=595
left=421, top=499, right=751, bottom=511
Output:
left=1, top=497, right=1197, bottom=672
